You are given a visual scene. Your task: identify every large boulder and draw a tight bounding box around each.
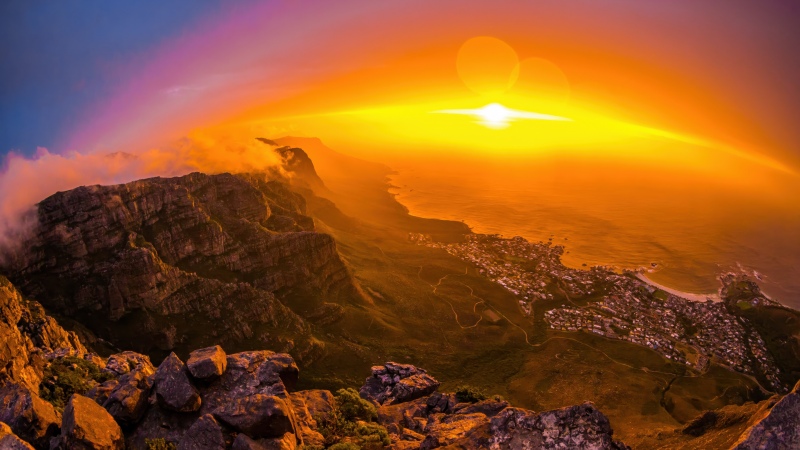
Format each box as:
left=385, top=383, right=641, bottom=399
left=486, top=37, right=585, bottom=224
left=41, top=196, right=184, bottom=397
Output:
left=733, top=380, right=800, bottom=449
left=0, top=422, right=36, bottom=450
left=55, top=394, right=124, bottom=450
left=102, top=351, right=154, bottom=377
left=485, top=403, right=628, bottom=450
left=0, top=383, right=60, bottom=450
left=187, top=346, right=227, bottom=380
left=100, top=363, right=153, bottom=425
left=212, top=394, right=295, bottom=439
left=420, top=412, right=489, bottom=449
left=291, top=390, right=335, bottom=424
left=288, top=390, right=333, bottom=446
left=360, top=362, right=440, bottom=405
left=177, top=414, right=226, bottom=450
left=154, top=353, right=201, bottom=413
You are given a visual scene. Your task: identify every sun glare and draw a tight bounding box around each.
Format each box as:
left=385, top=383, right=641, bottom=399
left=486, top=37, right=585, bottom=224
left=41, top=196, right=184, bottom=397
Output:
left=433, top=102, right=571, bottom=129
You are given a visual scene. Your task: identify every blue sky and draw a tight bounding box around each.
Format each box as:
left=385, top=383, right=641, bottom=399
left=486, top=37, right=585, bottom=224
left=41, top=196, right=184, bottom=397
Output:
left=0, top=1, right=251, bottom=156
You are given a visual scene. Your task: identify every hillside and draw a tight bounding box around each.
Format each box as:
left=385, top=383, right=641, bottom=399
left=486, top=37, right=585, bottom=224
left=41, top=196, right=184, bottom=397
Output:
left=2, top=276, right=798, bottom=449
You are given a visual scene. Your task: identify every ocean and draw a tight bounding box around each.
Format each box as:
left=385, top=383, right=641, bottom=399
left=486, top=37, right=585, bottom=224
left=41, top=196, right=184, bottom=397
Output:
left=387, top=157, right=800, bottom=309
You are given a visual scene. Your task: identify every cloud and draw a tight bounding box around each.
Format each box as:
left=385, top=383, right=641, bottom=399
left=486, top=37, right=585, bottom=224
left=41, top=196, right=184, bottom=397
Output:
left=0, top=134, right=283, bottom=255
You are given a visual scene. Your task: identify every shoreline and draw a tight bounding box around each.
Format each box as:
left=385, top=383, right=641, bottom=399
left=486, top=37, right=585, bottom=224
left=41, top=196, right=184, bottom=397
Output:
left=634, top=273, right=722, bottom=303
left=386, top=169, right=795, bottom=310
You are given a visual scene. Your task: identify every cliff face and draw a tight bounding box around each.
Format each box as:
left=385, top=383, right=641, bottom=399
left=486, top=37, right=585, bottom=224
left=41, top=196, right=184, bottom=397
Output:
left=0, top=276, right=87, bottom=392
left=0, top=172, right=359, bottom=359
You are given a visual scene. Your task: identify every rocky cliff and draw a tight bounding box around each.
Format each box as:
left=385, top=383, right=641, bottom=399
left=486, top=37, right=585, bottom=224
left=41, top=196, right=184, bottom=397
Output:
left=0, top=277, right=798, bottom=449
left=0, top=172, right=361, bottom=360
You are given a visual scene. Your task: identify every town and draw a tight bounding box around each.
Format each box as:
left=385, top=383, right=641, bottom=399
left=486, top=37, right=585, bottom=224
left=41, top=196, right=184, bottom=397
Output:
left=411, top=232, right=785, bottom=393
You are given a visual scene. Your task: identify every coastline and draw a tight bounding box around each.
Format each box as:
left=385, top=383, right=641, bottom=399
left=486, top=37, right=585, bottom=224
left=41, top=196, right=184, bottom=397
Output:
left=635, top=273, right=722, bottom=303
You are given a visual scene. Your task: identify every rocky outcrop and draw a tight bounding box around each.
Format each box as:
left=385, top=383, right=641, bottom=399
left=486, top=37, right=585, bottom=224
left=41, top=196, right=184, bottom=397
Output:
left=360, top=362, right=441, bottom=406
left=732, top=379, right=800, bottom=449
left=0, top=422, right=35, bottom=450
left=94, top=353, right=155, bottom=425
left=54, top=394, right=124, bottom=450
left=125, top=349, right=307, bottom=449
left=0, top=173, right=361, bottom=360
left=361, top=363, right=628, bottom=450
left=0, top=276, right=86, bottom=392
left=257, top=139, right=327, bottom=194
left=0, top=383, right=60, bottom=449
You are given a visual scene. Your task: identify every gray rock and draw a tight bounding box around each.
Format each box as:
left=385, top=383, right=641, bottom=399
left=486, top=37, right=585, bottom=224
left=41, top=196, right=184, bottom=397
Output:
left=213, top=394, right=294, bottom=439
left=101, top=364, right=153, bottom=425
left=487, top=403, right=627, bottom=450
left=56, top=394, right=124, bottom=450
left=177, top=414, right=226, bottom=450
left=0, top=383, right=60, bottom=450
left=0, top=422, right=36, bottom=450
left=733, top=379, right=800, bottom=450
left=154, top=353, right=201, bottom=413
left=360, top=362, right=440, bottom=405
left=187, top=346, right=227, bottom=380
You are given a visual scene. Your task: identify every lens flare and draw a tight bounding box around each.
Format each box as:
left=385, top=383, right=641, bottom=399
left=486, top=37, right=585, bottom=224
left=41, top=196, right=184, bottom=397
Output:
left=433, top=102, right=571, bottom=129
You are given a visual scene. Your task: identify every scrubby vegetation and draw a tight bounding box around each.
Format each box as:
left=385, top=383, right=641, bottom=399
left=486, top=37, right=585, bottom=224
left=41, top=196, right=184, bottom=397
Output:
left=145, top=438, right=177, bottom=450
left=317, top=388, right=390, bottom=449
left=39, top=356, right=113, bottom=411
left=455, top=385, right=488, bottom=403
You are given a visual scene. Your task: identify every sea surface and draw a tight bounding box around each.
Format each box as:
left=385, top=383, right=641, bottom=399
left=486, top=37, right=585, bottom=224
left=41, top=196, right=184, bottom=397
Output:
left=388, top=158, right=800, bottom=309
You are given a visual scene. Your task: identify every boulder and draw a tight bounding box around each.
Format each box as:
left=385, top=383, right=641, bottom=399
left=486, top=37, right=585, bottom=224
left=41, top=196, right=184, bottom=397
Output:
left=733, top=379, right=800, bottom=449
left=177, top=414, right=226, bottom=450
left=388, top=374, right=440, bottom=405
left=213, top=394, right=294, bottom=439
left=154, top=353, right=201, bottom=413
left=0, top=422, right=36, bottom=450
left=360, top=362, right=440, bottom=405
left=187, top=345, right=227, bottom=380
left=288, top=389, right=334, bottom=446
left=102, top=351, right=154, bottom=377
left=291, top=389, right=335, bottom=423
left=0, top=382, right=60, bottom=450
left=486, top=403, right=627, bottom=450
left=420, top=412, right=489, bottom=449
left=232, top=432, right=297, bottom=450
left=101, top=365, right=153, bottom=425
left=56, top=394, right=124, bottom=450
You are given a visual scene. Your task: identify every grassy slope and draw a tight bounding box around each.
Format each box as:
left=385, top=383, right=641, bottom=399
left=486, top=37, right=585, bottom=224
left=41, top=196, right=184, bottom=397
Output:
left=295, top=210, right=763, bottom=446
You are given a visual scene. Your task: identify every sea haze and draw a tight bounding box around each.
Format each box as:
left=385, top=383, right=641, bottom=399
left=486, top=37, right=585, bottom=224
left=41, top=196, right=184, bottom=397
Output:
left=388, top=150, right=800, bottom=309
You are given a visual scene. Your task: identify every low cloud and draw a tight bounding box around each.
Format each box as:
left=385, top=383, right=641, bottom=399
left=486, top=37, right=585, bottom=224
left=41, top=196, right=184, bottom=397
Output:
left=0, top=134, right=283, bottom=256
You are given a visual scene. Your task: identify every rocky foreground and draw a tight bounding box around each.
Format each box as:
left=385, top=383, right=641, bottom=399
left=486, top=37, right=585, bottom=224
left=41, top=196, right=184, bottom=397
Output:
left=1, top=276, right=799, bottom=449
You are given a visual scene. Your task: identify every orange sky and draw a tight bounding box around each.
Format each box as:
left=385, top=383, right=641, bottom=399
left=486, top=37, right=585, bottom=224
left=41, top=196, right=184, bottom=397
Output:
left=55, top=0, right=799, bottom=173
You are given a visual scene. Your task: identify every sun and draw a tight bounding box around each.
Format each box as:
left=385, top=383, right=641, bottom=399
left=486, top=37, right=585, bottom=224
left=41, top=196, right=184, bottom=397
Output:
left=433, top=102, right=571, bottom=129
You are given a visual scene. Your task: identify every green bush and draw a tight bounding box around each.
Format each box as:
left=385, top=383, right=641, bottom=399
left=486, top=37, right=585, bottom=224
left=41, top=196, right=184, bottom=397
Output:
left=298, top=445, right=325, bottom=450
left=317, top=389, right=390, bottom=449
left=455, top=385, right=488, bottom=403
left=335, top=388, right=377, bottom=422
left=145, top=438, right=177, bottom=450
left=39, top=356, right=114, bottom=410
left=329, top=444, right=361, bottom=450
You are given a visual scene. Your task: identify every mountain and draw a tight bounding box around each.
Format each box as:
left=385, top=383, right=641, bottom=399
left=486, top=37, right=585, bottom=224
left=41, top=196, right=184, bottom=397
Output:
left=1, top=141, right=798, bottom=448
left=0, top=172, right=363, bottom=361
left=1, top=276, right=799, bottom=449
left=273, top=136, right=470, bottom=240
